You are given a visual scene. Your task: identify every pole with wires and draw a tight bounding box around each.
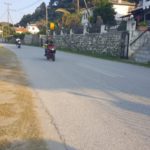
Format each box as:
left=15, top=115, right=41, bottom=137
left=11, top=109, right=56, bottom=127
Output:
left=46, top=4, right=48, bottom=38
left=4, top=2, right=11, bottom=24
left=4, top=2, right=12, bottom=38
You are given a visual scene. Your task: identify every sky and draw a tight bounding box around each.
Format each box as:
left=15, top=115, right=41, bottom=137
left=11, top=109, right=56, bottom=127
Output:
left=0, top=0, right=49, bottom=24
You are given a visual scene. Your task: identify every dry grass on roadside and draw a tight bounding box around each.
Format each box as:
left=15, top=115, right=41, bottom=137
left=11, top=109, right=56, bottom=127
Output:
left=0, top=46, right=47, bottom=150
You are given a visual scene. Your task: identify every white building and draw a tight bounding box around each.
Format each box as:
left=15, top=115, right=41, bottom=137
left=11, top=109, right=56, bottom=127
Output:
left=131, top=0, right=150, bottom=23
left=81, top=8, right=94, bottom=27
left=111, top=0, right=135, bottom=21
left=26, top=23, right=40, bottom=34
left=81, top=0, right=135, bottom=26
left=137, top=0, right=150, bottom=9
left=0, top=30, right=2, bottom=35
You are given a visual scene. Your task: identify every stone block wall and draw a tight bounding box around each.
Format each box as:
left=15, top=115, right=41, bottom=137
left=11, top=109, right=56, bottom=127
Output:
left=54, top=32, right=122, bottom=56
left=129, top=31, right=150, bottom=55
left=23, top=32, right=123, bottom=57
left=24, top=34, right=40, bottom=46
left=129, top=30, right=150, bottom=63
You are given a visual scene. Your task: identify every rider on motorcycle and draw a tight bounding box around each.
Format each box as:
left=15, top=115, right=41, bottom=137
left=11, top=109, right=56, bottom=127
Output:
left=16, top=38, right=20, bottom=43
left=44, top=40, right=56, bottom=56
left=16, top=38, right=21, bottom=48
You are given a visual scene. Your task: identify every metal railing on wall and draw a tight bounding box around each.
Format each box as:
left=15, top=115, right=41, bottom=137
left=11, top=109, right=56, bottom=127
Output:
left=130, top=29, right=149, bottom=46
left=54, top=24, right=101, bottom=35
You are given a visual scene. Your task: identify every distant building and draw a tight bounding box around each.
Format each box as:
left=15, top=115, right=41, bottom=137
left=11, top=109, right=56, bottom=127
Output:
left=81, top=7, right=94, bottom=27
left=131, top=0, right=150, bottom=23
left=0, top=29, right=3, bottom=37
left=15, top=27, right=28, bottom=34
left=26, top=23, right=40, bottom=34
left=15, top=24, right=40, bottom=34
left=137, top=0, right=150, bottom=9
left=80, top=0, right=135, bottom=27
left=110, top=0, right=135, bottom=21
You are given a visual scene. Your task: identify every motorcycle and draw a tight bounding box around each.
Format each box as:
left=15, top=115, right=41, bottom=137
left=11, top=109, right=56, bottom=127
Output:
left=45, top=44, right=56, bottom=61
left=17, top=40, right=21, bottom=48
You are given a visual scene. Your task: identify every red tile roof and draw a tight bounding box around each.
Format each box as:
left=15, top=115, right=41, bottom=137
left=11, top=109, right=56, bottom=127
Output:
left=15, top=27, right=28, bottom=33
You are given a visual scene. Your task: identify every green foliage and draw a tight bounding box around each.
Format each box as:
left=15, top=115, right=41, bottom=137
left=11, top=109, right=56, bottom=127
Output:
left=18, top=2, right=46, bottom=27
left=38, top=26, right=46, bottom=35
left=88, top=16, right=94, bottom=24
left=17, top=0, right=119, bottom=29
left=118, top=21, right=127, bottom=31
left=62, top=13, right=81, bottom=28
left=93, top=1, right=116, bottom=26
left=17, top=1, right=75, bottom=28
left=2, top=25, right=15, bottom=38
left=138, top=21, right=148, bottom=26
left=18, top=14, right=32, bottom=27
left=87, top=0, right=109, bottom=6
left=56, top=0, right=75, bottom=12
left=13, top=33, right=25, bottom=40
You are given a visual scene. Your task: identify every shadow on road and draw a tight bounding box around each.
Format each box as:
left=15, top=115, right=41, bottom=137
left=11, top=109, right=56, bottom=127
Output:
left=0, top=139, right=76, bottom=150
left=112, top=98, right=150, bottom=116
left=1, top=44, right=150, bottom=117
left=68, top=90, right=150, bottom=116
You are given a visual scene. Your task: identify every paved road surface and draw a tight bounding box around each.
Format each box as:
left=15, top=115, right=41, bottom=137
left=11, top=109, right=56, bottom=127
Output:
left=3, top=44, right=150, bottom=150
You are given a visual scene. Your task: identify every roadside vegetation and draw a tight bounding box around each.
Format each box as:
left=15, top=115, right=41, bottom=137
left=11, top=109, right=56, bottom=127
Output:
left=0, top=46, right=47, bottom=150
left=59, top=47, right=150, bottom=68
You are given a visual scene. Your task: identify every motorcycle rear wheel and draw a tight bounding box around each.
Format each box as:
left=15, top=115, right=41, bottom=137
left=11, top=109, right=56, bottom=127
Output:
left=46, top=56, right=50, bottom=60
left=52, top=55, right=55, bottom=61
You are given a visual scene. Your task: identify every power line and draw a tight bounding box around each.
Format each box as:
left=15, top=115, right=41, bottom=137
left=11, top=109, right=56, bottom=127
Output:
left=0, top=11, right=7, bottom=20
left=4, top=2, right=12, bottom=24
left=9, top=12, right=14, bottom=25
left=3, top=2, right=15, bottom=23
left=15, top=0, right=43, bottom=12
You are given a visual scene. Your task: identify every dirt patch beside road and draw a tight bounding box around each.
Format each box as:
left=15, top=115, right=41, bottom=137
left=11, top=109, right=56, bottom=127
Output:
left=0, top=46, right=47, bottom=150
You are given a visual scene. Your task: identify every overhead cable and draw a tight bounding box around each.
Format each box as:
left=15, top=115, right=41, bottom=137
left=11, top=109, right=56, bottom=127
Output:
left=15, top=0, right=43, bottom=11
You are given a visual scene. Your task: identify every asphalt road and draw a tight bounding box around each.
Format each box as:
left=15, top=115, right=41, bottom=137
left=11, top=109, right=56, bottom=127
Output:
left=3, top=44, right=150, bottom=150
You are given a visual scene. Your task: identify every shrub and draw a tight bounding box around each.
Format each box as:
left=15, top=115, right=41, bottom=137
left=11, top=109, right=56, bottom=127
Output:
left=138, top=21, right=148, bottom=26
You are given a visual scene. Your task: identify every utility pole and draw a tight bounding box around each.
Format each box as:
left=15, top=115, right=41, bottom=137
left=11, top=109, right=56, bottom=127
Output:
left=45, top=4, right=48, bottom=38
left=4, top=2, right=12, bottom=38
left=77, top=0, right=80, bottom=13
left=4, top=2, right=11, bottom=24
left=83, top=0, right=90, bottom=16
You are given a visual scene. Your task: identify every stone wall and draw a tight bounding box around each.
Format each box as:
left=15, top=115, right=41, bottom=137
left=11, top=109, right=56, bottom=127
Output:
left=54, top=32, right=122, bottom=56
left=23, top=31, right=123, bottom=57
left=24, top=34, right=40, bottom=46
left=129, top=30, right=150, bottom=63
left=129, top=31, right=150, bottom=56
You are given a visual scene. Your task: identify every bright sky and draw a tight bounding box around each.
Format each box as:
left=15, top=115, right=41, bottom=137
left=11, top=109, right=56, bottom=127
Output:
left=0, top=0, right=49, bottom=24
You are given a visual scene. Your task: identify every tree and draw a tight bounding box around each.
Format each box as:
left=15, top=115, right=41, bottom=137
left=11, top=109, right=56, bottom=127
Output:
left=36, top=19, right=47, bottom=34
left=93, top=1, right=116, bottom=26
left=62, top=13, right=81, bottom=28
left=18, top=2, right=46, bottom=27
left=1, top=24, right=15, bottom=38
left=18, top=14, right=32, bottom=27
